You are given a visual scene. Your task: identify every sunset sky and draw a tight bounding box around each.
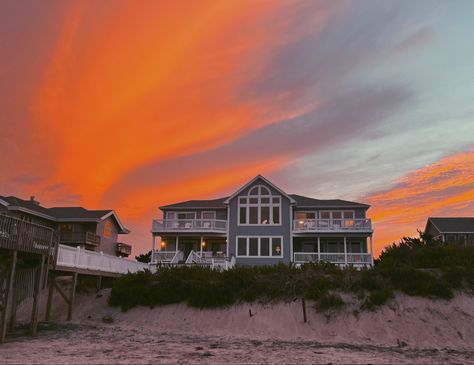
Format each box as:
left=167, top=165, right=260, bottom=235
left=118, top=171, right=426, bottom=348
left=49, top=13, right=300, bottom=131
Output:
left=1, top=0, right=474, bottom=256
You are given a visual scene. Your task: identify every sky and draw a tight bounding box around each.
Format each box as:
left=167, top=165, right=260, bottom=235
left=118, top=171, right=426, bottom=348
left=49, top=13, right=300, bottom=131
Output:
left=1, top=0, right=474, bottom=257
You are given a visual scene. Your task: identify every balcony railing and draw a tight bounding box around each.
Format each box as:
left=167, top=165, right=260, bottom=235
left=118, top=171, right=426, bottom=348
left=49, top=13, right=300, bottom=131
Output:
left=116, top=242, right=132, bottom=256
left=152, top=219, right=227, bottom=233
left=293, top=218, right=372, bottom=232
left=59, top=231, right=101, bottom=247
left=293, top=252, right=372, bottom=266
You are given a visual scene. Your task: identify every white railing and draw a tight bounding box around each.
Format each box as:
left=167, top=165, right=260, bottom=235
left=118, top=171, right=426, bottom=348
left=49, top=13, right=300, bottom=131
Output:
left=293, top=252, right=372, bottom=266
left=185, top=250, right=235, bottom=270
left=56, top=244, right=148, bottom=274
left=293, top=218, right=372, bottom=232
left=152, top=250, right=178, bottom=263
left=152, top=219, right=227, bottom=233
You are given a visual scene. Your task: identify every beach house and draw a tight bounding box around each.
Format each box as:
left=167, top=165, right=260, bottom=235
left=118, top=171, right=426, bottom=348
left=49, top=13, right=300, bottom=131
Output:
left=0, top=195, right=132, bottom=257
left=425, top=217, right=474, bottom=246
left=151, top=175, right=374, bottom=267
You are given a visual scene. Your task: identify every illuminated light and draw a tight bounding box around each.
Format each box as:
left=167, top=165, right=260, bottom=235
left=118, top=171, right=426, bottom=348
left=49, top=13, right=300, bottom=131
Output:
left=161, top=241, right=165, bottom=247
left=202, top=241, right=206, bottom=247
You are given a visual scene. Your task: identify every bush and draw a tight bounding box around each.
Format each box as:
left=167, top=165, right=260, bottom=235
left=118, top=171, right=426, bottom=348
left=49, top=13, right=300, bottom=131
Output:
left=366, top=287, right=393, bottom=308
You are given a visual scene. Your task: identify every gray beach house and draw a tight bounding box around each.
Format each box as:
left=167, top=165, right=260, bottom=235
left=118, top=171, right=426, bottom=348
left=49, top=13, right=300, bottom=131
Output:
left=151, top=175, right=374, bottom=268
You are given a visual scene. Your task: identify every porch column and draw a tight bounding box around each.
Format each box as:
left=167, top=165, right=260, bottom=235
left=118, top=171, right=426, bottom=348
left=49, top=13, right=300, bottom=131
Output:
left=343, top=236, right=347, bottom=265
left=175, top=235, right=179, bottom=252
left=152, top=235, right=156, bottom=253
left=317, top=237, right=321, bottom=262
left=369, top=235, right=374, bottom=266
left=200, top=236, right=203, bottom=256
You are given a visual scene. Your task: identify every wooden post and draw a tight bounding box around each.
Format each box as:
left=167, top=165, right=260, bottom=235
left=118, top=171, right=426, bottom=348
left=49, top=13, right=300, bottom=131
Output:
left=45, top=275, right=55, bottom=321
left=31, top=255, right=46, bottom=336
left=302, top=298, right=307, bottom=323
left=343, top=237, right=348, bottom=266
left=317, top=237, right=321, bottom=262
left=369, top=236, right=374, bottom=266
left=8, top=277, right=19, bottom=332
left=1, top=250, right=17, bottom=343
left=96, top=275, right=102, bottom=293
left=200, top=236, right=203, bottom=256
left=67, top=272, right=78, bottom=321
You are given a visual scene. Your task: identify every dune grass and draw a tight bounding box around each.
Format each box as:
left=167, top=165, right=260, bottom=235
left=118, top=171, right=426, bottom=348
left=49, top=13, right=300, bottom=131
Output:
left=109, top=233, right=474, bottom=312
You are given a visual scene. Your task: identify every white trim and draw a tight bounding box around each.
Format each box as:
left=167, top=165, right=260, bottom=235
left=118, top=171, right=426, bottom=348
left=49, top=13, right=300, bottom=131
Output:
left=235, top=236, right=284, bottom=258
left=224, top=175, right=296, bottom=204
left=0, top=198, right=9, bottom=207
left=237, top=185, right=282, bottom=226
left=100, top=210, right=129, bottom=234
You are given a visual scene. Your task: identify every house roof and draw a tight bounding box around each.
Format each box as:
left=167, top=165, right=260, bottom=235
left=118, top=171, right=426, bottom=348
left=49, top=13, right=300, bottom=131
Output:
left=160, top=197, right=228, bottom=210
left=289, top=194, right=370, bottom=209
left=159, top=194, right=369, bottom=210
left=223, top=175, right=296, bottom=204
left=0, top=195, right=129, bottom=234
left=427, top=217, right=474, bottom=233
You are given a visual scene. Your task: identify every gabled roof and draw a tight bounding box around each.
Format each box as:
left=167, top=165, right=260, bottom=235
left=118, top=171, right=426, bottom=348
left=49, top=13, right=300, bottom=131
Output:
left=426, top=217, right=474, bottom=234
left=0, top=195, right=129, bottom=234
left=160, top=197, right=228, bottom=210
left=290, top=194, right=370, bottom=209
left=223, top=175, right=296, bottom=204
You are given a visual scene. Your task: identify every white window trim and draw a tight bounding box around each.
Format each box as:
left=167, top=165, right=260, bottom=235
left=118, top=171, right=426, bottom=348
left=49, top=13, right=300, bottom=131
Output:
left=201, top=211, right=216, bottom=220
left=235, top=236, right=284, bottom=258
left=166, top=211, right=197, bottom=220
left=237, top=185, right=282, bottom=226
left=319, top=210, right=355, bottom=221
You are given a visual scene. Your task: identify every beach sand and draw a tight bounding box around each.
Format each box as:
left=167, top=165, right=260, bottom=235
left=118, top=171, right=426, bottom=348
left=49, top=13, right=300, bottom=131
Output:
left=1, top=288, right=474, bottom=364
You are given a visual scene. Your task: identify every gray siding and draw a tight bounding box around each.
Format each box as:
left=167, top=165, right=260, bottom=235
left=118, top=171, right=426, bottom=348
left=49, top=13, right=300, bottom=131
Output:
left=228, top=178, right=292, bottom=265
left=96, top=216, right=119, bottom=256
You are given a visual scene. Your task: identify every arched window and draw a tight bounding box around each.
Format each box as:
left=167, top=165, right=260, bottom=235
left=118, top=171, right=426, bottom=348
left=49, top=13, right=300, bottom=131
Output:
left=238, top=185, right=281, bottom=225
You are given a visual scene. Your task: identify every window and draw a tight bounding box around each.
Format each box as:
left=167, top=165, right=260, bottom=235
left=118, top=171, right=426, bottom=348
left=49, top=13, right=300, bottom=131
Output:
left=445, top=234, right=456, bottom=242
left=238, top=185, right=281, bottom=225
left=320, top=211, right=355, bottom=228
left=236, top=236, right=283, bottom=257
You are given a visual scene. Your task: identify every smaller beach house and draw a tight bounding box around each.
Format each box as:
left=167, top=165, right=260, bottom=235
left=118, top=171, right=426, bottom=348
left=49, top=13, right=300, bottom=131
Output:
left=0, top=195, right=132, bottom=257
left=151, top=175, right=374, bottom=268
left=425, top=217, right=474, bottom=246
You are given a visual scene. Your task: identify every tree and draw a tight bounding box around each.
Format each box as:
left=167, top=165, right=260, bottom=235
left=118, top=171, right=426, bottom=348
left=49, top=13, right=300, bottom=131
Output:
left=135, top=250, right=151, bottom=263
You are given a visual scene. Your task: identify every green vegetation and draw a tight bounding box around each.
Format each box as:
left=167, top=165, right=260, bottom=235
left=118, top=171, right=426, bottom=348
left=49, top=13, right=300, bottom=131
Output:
left=109, top=232, right=474, bottom=312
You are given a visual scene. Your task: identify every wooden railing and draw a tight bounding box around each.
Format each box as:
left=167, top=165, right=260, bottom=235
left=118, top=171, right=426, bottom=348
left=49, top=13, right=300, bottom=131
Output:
left=293, top=252, right=372, bottom=266
left=293, top=218, right=372, bottom=232
left=59, top=232, right=101, bottom=247
left=185, top=250, right=235, bottom=270
left=56, top=245, right=147, bottom=274
left=0, top=214, right=57, bottom=259
left=116, top=242, right=132, bottom=256
left=152, top=219, right=227, bottom=233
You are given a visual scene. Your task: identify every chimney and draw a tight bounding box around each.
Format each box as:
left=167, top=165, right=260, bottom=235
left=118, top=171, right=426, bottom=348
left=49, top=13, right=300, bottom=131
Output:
left=30, top=196, right=40, bottom=206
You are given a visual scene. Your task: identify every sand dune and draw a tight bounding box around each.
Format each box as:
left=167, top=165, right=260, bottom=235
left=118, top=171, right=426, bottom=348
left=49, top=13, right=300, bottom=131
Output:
left=1, top=288, right=474, bottom=364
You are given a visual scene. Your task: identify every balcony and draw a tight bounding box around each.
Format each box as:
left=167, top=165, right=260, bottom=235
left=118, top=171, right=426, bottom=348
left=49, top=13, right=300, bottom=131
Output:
left=293, top=218, right=372, bottom=232
left=293, top=252, right=372, bottom=266
left=59, top=231, right=101, bottom=248
left=116, top=242, right=132, bottom=257
left=152, top=219, right=227, bottom=234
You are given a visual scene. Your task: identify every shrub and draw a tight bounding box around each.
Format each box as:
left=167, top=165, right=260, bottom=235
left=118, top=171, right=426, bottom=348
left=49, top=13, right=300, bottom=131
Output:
left=366, top=287, right=393, bottom=308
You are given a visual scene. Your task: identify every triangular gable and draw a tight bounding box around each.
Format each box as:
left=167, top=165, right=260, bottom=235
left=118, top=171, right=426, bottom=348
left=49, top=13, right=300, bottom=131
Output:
left=425, top=218, right=441, bottom=236
left=224, top=175, right=296, bottom=204
left=101, top=210, right=130, bottom=234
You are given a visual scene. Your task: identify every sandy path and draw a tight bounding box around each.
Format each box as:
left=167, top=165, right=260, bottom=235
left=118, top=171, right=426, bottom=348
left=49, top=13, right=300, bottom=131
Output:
left=1, top=289, right=474, bottom=364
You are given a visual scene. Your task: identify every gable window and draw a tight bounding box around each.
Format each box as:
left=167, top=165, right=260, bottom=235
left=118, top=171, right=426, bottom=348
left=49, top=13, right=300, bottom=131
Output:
left=236, top=236, right=283, bottom=257
left=238, top=185, right=281, bottom=225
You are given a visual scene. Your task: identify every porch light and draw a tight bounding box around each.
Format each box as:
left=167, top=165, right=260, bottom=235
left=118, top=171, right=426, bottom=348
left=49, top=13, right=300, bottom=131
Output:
left=202, top=241, right=206, bottom=247
left=161, top=241, right=165, bottom=248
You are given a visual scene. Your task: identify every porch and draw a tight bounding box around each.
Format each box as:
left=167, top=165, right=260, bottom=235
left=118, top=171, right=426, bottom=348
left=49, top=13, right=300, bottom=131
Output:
left=292, top=236, right=373, bottom=267
left=152, top=219, right=227, bottom=233
left=293, top=218, right=372, bottom=232
left=151, top=235, right=233, bottom=270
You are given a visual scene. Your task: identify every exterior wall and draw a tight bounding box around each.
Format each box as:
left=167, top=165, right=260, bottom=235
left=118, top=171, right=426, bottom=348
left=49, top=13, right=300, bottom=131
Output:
left=425, top=222, right=441, bottom=238
left=228, top=178, right=292, bottom=265
left=96, top=216, right=119, bottom=256
left=2, top=209, right=56, bottom=229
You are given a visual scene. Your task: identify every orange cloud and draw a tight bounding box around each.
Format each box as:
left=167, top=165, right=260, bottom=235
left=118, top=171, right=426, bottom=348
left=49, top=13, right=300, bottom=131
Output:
left=367, top=150, right=474, bottom=256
